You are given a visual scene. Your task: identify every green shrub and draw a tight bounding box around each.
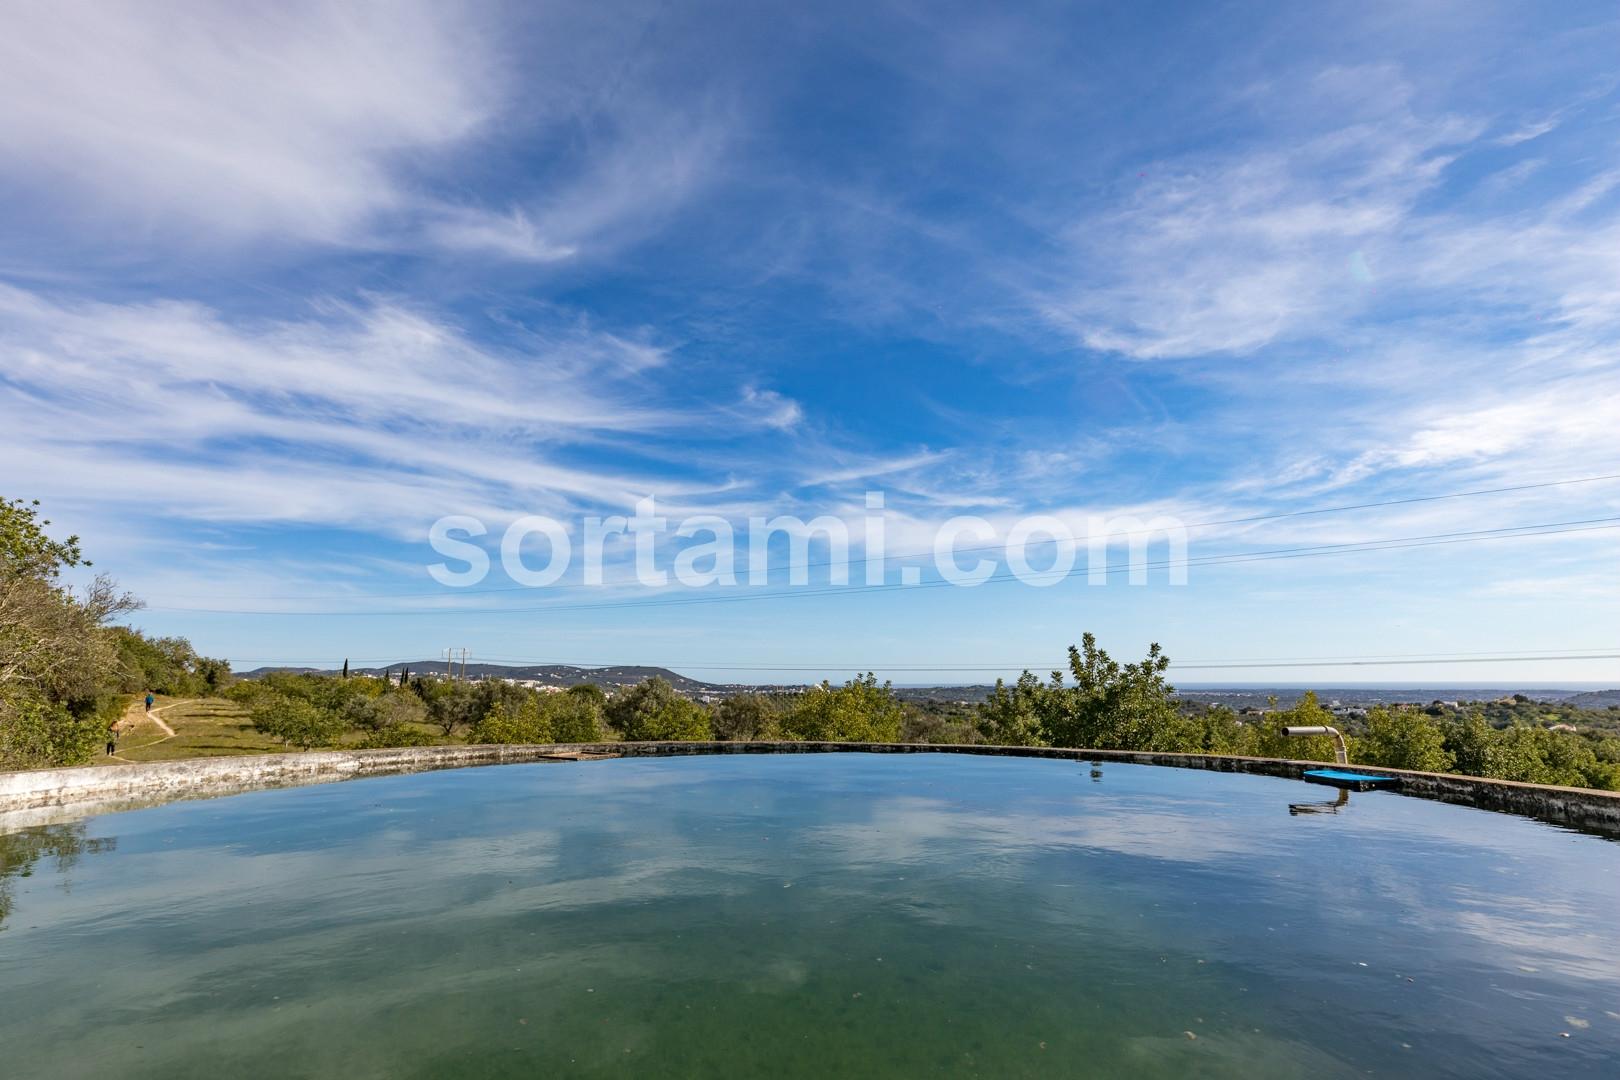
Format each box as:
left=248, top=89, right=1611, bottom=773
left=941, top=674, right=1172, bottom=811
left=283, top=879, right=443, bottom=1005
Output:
left=605, top=678, right=712, bottom=741
left=781, top=674, right=903, bottom=742
left=714, top=694, right=780, bottom=741
left=358, top=724, right=438, bottom=749
left=249, top=692, right=347, bottom=749
left=0, top=693, right=108, bottom=769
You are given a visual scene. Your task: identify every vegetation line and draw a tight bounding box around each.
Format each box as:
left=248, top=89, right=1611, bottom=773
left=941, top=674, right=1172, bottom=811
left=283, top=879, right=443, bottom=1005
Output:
left=5, top=498, right=1618, bottom=792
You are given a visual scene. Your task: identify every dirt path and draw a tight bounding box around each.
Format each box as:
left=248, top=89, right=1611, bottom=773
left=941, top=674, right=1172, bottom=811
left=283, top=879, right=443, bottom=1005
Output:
left=108, top=699, right=186, bottom=760
left=145, top=702, right=178, bottom=737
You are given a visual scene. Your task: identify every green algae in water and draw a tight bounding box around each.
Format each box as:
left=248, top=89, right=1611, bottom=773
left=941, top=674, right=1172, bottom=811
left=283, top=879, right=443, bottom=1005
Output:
left=2, top=753, right=1618, bottom=1078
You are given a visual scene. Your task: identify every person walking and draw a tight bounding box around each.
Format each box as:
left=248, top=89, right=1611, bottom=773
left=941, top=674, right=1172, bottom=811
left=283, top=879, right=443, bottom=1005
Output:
left=106, top=724, right=118, bottom=757
left=145, top=692, right=155, bottom=712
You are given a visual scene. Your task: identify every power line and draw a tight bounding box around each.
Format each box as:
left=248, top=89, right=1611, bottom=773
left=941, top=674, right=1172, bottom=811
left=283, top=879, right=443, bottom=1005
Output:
left=221, top=646, right=1620, bottom=666
left=219, top=652, right=1620, bottom=672
left=146, top=469, right=1620, bottom=601
left=1164, top=654, right=1620, bottom=672
left=148, top=515, right=1620, bottom=616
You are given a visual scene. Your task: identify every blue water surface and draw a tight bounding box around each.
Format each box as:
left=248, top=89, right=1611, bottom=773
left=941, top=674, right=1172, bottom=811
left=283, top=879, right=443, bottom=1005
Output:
left=1, top=753, right=1616, bottom=1078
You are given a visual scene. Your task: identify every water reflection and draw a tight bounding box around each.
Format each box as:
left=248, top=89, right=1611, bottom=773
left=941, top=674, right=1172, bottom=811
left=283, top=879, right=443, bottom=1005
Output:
left=0, top=754, right=1615, bottom=1079
left=0, top=820, right=116, bottom=926
left=1289, top=789, right=1351, bottom=815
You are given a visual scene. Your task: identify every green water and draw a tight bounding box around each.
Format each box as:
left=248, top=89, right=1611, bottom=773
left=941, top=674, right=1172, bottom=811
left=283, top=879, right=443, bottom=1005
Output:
left=2, top=753, right=1617, bottom=1078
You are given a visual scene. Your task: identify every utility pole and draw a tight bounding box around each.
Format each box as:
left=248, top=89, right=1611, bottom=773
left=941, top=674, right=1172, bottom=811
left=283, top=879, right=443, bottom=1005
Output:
left=444, top=647, right=470, bottom=681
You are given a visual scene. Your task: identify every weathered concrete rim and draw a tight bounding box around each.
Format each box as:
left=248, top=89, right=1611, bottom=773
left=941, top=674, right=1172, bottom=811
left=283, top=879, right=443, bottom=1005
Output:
left=2, top=741, right=1618, bottom=839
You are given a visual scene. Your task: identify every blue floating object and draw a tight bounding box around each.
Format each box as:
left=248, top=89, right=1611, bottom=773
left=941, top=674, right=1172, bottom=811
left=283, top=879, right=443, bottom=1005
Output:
left=1302, top=769, right=1400, bottom=791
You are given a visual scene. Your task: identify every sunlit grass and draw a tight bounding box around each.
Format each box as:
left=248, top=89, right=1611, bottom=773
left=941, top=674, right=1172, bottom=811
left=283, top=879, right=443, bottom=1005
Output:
left=102, top=697, right=458, bottom=764
left=109, top=698, right=288, bottom=763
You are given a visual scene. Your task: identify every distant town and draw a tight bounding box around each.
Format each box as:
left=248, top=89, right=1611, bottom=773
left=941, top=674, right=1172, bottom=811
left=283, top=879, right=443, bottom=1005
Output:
left=237, top=661, right=1620, bottom=732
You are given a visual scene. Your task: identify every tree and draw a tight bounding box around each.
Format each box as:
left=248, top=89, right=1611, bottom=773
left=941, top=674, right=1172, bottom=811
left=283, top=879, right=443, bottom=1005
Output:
left=420, top=679, right=483, bottom=737
left=474, top=678, right=535, bottom=720
left=1, top=498, right=140, bottom=768
left=199, top=656, right=233, bottom=693
left=976, top=672, right=1048, bottom=746
left=1184, top=704, right=1251, bottom=755
left=547, top=690, right=605, bottom=743
left=781, top=674, right=904, bottom=742
left=714, top=694, right=780, bottom=741
left=1, top=498, right=87, bottom=579
left=368, top=689, right=431, bottom=745
left=899, top=704, right=981, bottom=745
left=470, top=698, right=550, bottom=745
left=0, top=696, right=105, bottom=770
left=1443, top=713, right=1500, bottom=777
left=1537, top=730, right=1612, bottom=789
left=1244, top=692, right=1339, bottom=762
left=2, top=575, right=135, bottom=708
left=1034, top=635, right=1186, bottom=751
left=249, top=693, right=346, bottom=749
left=1355, top=707, right=1454, bottom=772
left=567, top=682, right=606, bottom=705
left=467, top=687, right=605, bottom=746
left=346, top=688, right=427, bottom=732
left=105, top=630, right=229, bottom=696
left=604, top=677, right=713, bottom=741
left=358, top=723, right=436, bottom=749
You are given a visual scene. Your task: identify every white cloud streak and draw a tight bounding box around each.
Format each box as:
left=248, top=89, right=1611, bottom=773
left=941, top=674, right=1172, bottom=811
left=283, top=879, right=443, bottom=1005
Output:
left=0, top=286, right=808, bottom=539
left=1038, top=68, right=1480, bottom=359
left=0, top=1, right=730, bottom=263
left=0, top=1, right=490, bottom=246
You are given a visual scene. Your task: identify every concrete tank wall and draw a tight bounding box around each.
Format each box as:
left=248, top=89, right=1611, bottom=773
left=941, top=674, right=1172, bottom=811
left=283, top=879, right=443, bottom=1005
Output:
left=3, top=741, right=1618, bottom=839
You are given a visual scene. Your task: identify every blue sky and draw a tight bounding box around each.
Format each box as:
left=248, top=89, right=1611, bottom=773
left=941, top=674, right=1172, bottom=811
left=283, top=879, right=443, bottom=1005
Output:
left=3, top=1, right=1619, bottom=685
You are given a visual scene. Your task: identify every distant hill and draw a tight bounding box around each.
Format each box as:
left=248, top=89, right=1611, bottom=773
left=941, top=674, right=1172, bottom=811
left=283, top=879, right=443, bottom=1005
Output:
left=238, top=661, right=724, bottom=694
left=234, top=666, right=1617, bottom=707
left=892, top=685, right=997, bottom=704
left=1563, top=689, right=1620, bottom=709
left=236, top=666, right=327, bottom=677
left=1174, top=686, right=1591, bottom=710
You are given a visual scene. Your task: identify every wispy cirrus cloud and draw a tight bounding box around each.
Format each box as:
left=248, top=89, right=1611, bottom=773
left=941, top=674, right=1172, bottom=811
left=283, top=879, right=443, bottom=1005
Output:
left=0, top=1, right=493, bottom=249
left=986, top=54, right=1620, bottom=524
left=0, top=285, right=811, bottom=539
left=2, top=1, right=1618, bottom=674
left=0, top=0, right=731, bottom=264
left=1035, top=67, right=1481, bottom=359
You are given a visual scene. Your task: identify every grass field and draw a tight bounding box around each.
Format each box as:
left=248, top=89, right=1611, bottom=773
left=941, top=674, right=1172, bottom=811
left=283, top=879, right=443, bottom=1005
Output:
left=97, top=697, right=461, bottom=766
left=104, top=697, right=290, bottom=764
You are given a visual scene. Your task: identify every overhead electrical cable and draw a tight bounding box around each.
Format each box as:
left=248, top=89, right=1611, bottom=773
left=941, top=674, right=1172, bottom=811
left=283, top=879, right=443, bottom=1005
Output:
left=148, top=515, right=1620, bottom=616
